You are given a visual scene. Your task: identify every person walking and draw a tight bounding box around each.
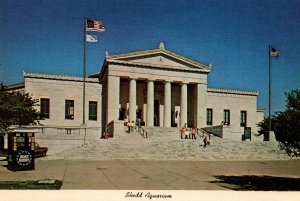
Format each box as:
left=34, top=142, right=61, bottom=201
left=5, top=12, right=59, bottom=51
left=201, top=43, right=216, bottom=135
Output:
left=203, top=136, right=208, bottom=148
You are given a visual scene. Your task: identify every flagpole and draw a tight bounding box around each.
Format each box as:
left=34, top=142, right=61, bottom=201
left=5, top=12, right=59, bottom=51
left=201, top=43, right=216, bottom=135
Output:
left=82, top=17, right=87, bottom=145
left=83, top=17, right=87, bottom=126
left=268, top=45, right=272, bottom=137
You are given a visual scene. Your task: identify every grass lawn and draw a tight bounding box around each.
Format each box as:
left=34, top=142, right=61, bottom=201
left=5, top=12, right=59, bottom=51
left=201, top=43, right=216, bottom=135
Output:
left=0, top=179, right=62, bottom=190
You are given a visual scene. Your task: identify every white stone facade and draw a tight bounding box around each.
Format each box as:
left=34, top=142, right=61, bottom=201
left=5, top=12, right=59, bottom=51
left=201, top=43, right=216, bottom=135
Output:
left=206, top=88, right=263, bottom=139
left=99, top=44, right=210, bottom=130
left=24, top=72, right=102, bottom=129
left=10, top=43, right=264, bottom=140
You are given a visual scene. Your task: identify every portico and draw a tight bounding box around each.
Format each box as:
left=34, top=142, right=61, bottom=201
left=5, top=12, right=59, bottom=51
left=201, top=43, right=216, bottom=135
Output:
left=99, top=42, right=211, bottom=130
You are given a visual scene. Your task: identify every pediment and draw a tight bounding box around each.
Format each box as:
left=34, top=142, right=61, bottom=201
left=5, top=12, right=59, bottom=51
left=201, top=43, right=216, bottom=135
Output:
left=106, top=46, right=211, bottom=72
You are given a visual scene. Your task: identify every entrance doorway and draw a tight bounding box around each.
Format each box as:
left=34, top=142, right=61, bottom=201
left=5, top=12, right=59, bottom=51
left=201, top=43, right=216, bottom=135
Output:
left=154, top=100, right=159, bottom=126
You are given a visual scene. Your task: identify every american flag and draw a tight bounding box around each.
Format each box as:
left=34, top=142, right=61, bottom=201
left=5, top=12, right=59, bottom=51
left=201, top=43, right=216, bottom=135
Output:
left=86, top=19, right=105, bottom=32
left=270, top=46, right=280, bottom=57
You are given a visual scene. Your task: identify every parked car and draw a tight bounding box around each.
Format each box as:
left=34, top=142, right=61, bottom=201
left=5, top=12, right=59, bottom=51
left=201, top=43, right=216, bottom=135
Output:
left=34, top=142, right=48, bottom=157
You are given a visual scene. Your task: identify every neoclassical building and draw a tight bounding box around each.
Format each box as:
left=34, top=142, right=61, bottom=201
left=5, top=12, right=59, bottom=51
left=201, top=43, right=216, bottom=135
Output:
left=98, top=42, right=210, bottom=130
left=96, top=43, right=263, bottom=138
left=8, top=43, right=264, bottom=140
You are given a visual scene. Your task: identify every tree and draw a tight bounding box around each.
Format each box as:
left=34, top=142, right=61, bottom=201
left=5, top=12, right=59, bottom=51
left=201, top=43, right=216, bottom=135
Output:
left=0, top=83, right=41, bottom=148
left=257, top=89, right=300, bottom=157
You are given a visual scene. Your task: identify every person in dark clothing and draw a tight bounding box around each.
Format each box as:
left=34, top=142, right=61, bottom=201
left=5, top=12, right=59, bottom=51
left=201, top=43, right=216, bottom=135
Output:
left=203, top=136, right=208, bottom=148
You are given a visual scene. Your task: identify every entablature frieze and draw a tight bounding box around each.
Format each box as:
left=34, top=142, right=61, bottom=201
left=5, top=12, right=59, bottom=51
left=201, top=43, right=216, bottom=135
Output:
left=118, top=77, right=206, bottom=86
left=106, top=59, right=210, bottom=74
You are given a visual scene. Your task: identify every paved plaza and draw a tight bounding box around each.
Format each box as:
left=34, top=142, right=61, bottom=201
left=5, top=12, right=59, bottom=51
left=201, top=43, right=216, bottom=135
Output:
left=0, top=127, right=299, bottom=193
left=0, top=158, right=299, bottom=190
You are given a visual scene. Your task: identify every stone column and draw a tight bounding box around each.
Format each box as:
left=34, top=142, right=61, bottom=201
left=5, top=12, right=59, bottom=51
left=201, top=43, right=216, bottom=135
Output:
left=107, top=76, right=120, bottom=123
left=180, top=83, right=188, bottom=128
left=164, top=82, right=171, bottom=127
left=196, top=83, right=207, bottom=128
left=146, top=80, right=154, bottom=126
left=129, top=79, right=136, bottom=122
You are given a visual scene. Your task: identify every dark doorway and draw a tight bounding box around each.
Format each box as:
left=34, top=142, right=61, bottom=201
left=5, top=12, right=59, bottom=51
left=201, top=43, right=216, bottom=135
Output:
left=136, top=109, right=142, bottom=120
left=154, top=100, right=159, bottom=126
left=119, top=108, right=126, bottom=120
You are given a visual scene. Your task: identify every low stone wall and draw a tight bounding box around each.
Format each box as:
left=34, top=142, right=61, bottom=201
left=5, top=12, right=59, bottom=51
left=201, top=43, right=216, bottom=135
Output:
left=2, top=127, right=101, bottom=155
left=203, top=125, right=242, bottom=141
left=203, top=125, right=224, bottom=138
left=32, top=127, right=101, bottom=155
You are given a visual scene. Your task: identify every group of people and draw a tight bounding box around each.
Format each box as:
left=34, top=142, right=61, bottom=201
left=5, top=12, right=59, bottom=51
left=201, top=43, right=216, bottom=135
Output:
left=126, top=120, right=135, bottom=133
left=179, top=127, right=210, bottom=148
left=180, top=127, right=197, bottom=140
left=125, top=119, right=144, bottom=133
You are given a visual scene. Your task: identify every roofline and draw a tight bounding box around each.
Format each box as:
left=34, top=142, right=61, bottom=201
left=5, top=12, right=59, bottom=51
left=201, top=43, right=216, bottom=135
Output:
left=106, top=48, right=212, bottom=71
left=5, top=82, right=25, bottom=90
left=23, top=71, right=99, bottom=83
left=88, top=72, right=100, bottom=78
left=208, top=88, right=259, bottom=96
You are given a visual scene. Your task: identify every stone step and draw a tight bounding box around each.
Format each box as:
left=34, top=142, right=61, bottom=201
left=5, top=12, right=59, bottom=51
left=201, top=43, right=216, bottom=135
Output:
left=48, top=126, right=289, bottom=161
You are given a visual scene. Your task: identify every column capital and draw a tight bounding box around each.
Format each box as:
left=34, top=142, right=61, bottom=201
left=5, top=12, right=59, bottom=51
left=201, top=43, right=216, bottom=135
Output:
left=147, top=79, right=154, bottom=83
left=129, top=78, right=137, bottom=81
left=163, top=80, right=172, bottom=84
left=180, top=82, right=188, bottom=85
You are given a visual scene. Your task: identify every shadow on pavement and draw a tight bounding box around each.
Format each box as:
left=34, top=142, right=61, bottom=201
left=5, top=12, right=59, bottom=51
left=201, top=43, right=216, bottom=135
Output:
left=210, top=175, right=300, bottom=191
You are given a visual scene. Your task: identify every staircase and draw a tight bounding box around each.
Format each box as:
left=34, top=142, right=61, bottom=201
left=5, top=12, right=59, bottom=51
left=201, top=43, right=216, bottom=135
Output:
left=46, top=125, right=290, bottom=161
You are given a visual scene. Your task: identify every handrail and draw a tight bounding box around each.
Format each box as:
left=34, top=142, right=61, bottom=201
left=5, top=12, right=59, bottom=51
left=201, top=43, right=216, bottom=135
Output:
left=197, top=128, right=212, bottom=140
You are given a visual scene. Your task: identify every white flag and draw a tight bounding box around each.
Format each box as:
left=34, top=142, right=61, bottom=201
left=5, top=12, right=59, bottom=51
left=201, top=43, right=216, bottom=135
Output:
left=86, top=34, right=97, bottom=43
left=270, top=46, right=280, bottom=57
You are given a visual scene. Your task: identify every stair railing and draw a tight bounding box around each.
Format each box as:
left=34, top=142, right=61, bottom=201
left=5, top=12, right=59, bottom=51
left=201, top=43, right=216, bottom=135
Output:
left=197, top=128, right=212, bottom=140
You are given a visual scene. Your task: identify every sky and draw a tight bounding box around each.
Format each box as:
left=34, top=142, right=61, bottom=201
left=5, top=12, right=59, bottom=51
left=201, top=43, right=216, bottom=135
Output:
left=0, top=0, right=300, bottom=115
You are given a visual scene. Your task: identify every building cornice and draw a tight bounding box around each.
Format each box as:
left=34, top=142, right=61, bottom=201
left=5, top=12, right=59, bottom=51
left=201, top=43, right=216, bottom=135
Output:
left=23, top=71, right=99, bottom=83
left=5, top=82, right=25, bottom=90
left=106, top=58, right=210, bottom=73
left=208, top=88, right=259, bottom=96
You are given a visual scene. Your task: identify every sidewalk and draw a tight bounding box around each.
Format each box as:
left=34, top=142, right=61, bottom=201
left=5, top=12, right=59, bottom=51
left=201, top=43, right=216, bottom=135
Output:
left=0, top=158, right=299, bottom=190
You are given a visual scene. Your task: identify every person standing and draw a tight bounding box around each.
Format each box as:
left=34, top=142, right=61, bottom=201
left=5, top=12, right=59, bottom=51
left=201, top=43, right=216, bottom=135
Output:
left=184, top=128, right=189, bottom=139
left=127, top=121, right=131, bottom=133
left=180, top=127, right=184, bottom=139
left=137, top=118, right=141, bottom=132
left=191, top=127, right=196, bottom=139
left=131, top=121, right=135, bottom=132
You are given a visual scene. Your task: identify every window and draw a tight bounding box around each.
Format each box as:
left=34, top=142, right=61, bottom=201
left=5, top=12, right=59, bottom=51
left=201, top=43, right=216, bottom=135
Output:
left=240, top=111, right=247, bottom=127
left=65, top=100, right=74, bottom=120
left=40, top=98, right=50, bottom=119
left=207, top=108, right=213, bottom=125
left=89, top=101, right=97, bottom=121
left=223, top=109, right=230, bottom=126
